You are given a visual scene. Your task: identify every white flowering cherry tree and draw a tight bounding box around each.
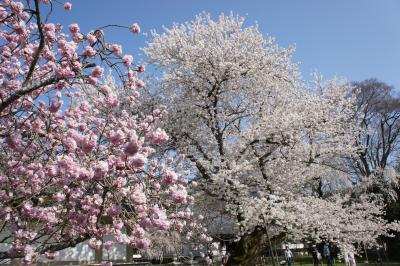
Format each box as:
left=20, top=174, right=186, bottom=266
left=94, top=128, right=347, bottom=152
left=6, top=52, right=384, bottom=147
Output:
left=144, top=13, right=400, bottom=265
left=0, top=1, right=213, bottom=264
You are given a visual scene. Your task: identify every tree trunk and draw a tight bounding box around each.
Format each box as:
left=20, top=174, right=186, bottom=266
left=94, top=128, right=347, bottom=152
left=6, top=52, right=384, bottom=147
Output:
left=266, top=230, right=276, bottom=266
left=226, top=227, right=286, bottom=266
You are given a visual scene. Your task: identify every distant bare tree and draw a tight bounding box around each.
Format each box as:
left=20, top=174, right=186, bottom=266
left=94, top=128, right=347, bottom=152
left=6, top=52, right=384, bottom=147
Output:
left=351, top=79, right=400, bottom=198
left=351, top=78, right=400, bottom=261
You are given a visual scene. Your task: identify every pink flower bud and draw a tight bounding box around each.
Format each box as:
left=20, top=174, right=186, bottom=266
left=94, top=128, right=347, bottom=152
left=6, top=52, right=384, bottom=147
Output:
left=136, top=65, right=145, bottom=73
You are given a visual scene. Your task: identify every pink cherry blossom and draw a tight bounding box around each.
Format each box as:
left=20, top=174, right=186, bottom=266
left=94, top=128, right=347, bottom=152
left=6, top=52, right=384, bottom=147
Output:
left=68, top=23, right=80, bottom=34
left=48, top=99, right=63, bottom=113
left=148, top=128, right=169, bottom=145
left=131, top=153, right=147, bottom=169
left=45, top=252, right=59, bottom=260
left=162, top=170, right=178, bottom=184
left=86, top=32, right=97, bottom=44
left=130, top=23, right=140, bottom=34
left=101, top=85, right=112, bottom=95
left=136, top=79, right=145, bottom=88
left=84, top=46, right=96, bottom=57
left=111, top=44, right=122, bottom=56
left=88, top=238, right=102, bottom=250
left=91, top=66, right=104, bottom=77
left=63, top=2, right=72, bottom=10
left=122, top=54, right=133, bottom=67
left=124, top=139, right=140, bottom=155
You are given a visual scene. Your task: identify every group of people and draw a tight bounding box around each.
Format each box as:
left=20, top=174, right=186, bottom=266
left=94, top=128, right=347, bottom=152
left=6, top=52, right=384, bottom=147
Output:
left=311, top=243, right=333, bottom=266
left=283, top=243, right=356, bottom=266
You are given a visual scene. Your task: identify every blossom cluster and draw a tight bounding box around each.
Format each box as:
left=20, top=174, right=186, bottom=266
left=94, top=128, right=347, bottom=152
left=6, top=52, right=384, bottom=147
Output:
left=143, top=13, right=400, bottom=254
left=0, top=1, right=214, bottom=264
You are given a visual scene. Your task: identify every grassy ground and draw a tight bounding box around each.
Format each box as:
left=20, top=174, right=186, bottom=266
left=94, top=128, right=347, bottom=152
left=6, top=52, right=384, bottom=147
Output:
left=255, top=256, right=400, bottom=266
left=29, top=256, right=400, bottom=265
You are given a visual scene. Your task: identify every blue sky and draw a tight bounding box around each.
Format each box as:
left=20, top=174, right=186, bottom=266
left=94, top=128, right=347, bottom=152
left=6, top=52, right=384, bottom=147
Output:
left=52, top=0, right=400, bottom=89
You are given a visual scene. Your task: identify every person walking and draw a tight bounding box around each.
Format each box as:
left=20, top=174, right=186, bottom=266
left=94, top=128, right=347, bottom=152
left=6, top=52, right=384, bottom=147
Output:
left=284, top=246, right=293, bottom=266
left=343, top=250, right=350, bottom=266
left=311, top=245, right=320, bottom=266
left=348, top=251, right=356, bottom=266
left=323, top=243, right=333, bottom=266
